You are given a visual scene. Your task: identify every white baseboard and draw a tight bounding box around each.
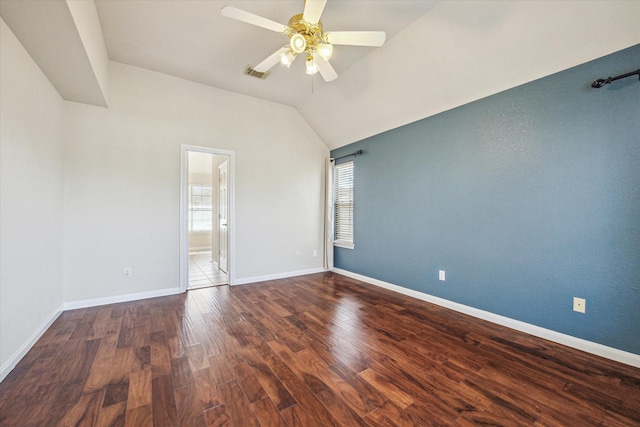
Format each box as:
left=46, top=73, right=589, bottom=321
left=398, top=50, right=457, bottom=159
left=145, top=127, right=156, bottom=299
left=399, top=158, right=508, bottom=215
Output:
left=0, top=304, right=64, bottom=383
left=332, top=268, right=640, bottom=369
left=234, top=267, right=326, bottom=286
left=63, top=287, right=182, bottom=311
left=1, top=287, right=182, bottom=384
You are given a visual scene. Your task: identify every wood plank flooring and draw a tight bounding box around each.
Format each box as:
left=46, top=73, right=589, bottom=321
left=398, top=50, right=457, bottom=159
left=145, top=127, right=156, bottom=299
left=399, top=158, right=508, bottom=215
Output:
left=1, top=272, right=639, bottom=426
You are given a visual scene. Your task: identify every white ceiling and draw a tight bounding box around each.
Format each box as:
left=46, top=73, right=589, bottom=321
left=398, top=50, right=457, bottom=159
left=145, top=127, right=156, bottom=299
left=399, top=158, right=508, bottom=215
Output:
left=2, top=1, right=639, bottom=150
left=94, top=0, right=439, bottom=108
left=0, top=0, right=109, bottom=106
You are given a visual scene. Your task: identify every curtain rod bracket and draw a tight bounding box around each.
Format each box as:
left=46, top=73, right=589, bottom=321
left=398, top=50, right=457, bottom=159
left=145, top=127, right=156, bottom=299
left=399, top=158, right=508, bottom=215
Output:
left=591, top=69, right=640, bottom=88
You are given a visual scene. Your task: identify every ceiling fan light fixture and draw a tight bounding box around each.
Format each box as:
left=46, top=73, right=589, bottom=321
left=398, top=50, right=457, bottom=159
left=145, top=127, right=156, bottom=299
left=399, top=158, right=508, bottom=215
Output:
left=305, top=54, right=319, bottom=75
left=221, top=1, right=387, bottom=83
left=280, top=49, right=296, bottom=68
left=317, top=43, right=333, bottom=60
left=290, top=33, right=307, bottom=54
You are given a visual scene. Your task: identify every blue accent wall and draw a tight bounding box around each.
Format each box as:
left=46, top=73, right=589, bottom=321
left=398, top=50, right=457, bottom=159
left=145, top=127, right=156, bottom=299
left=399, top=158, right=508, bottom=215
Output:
left=331, top=45, right=640, bottom=355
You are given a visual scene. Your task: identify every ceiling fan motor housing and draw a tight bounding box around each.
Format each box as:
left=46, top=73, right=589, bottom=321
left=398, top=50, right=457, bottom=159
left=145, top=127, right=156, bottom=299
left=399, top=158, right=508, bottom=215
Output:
left=287, top=13, right=325, bottom=54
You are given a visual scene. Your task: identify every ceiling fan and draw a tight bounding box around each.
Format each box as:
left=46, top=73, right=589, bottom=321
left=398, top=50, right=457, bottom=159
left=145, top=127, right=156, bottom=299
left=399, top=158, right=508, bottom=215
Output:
left=221, top=0, right=386, bottom=82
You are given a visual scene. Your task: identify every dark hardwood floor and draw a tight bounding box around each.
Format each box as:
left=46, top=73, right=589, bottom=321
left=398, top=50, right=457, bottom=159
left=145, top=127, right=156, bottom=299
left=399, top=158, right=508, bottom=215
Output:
left=1, top=272, right=639, bottom=426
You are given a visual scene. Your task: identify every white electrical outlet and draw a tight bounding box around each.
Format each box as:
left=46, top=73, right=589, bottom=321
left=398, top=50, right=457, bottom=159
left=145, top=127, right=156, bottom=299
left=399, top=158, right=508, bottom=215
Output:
left=294, top=251, right=300, bottom=260
left=573, top=297, right=586, bottom=313
left=124, top=268, right=132, bottom=278
left=438, top=270, right=446, bottom=281
left=313, top=249, right=318, bottom=257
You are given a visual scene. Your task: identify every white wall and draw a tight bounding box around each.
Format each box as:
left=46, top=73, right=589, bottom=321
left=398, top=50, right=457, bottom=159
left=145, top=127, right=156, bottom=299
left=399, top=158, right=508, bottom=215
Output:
left=0, top=18, right=65, bottom=375
left=63, top=61, right=328, bottom=303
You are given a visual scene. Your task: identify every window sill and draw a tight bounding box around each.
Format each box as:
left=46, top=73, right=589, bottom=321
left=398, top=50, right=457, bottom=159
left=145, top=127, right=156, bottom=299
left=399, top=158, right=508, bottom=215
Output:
left=334, top=241, right=355, bottom=250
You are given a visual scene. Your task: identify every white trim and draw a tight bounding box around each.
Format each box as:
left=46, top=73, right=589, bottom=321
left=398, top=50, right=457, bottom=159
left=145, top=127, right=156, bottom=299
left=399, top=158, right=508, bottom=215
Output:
left=332, top=268, right=640, bottom=368
left=63, top=287, right=181, bottom=311
left=1, top=286, right=183, bottom=382
left=180, top=145, right=236, bottom=291
left=0, top=305, right=64, bottom=382
left=333, top=241, right=355, bottom=249
left=324, top=158, right=335, bottom=270
left=234, top=267, right=326, bottom=286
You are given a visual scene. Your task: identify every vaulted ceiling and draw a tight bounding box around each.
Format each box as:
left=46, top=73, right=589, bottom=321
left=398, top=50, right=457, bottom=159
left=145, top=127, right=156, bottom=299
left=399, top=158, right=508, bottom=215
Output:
left=1, top=1, right=638, bottom=149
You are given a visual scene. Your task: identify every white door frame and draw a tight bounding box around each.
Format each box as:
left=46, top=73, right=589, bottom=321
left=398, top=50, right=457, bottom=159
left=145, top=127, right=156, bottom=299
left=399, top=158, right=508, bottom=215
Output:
left=180, top=144, right=236, bottom=292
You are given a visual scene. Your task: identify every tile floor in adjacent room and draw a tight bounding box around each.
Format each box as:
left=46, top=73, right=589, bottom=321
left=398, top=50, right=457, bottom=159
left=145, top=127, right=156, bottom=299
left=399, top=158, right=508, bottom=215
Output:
left=188, top=250, right=227, bottom=288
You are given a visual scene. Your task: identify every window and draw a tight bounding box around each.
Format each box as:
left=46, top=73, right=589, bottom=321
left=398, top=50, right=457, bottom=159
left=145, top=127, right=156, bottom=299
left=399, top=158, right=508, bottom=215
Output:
left=334, top=161, right=354, bottom=249
left=189, top=185, right=212, bottom=232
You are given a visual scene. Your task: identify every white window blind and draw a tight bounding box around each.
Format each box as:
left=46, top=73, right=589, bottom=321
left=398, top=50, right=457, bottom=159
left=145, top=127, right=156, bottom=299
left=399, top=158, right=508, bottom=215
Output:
left=334, top=161, right=354, bottom=248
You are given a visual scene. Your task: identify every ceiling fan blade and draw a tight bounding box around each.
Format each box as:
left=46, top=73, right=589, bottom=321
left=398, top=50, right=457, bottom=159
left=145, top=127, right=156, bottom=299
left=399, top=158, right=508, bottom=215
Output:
left=221, top=6, right=288, bottom=33
left=302, top=0, right=327, bottom=25
left=326, top=31, right=386, bottom=47
left=314, top=53, right=338, bottom=82
left=254, top=47, right=290, bottom=73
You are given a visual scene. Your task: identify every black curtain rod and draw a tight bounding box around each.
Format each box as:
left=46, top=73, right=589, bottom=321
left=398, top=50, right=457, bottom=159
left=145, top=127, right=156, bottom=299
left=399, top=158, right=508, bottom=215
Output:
left=591, top=69, right=640, bottom=88
left=333, top=150, right=363, bottom=161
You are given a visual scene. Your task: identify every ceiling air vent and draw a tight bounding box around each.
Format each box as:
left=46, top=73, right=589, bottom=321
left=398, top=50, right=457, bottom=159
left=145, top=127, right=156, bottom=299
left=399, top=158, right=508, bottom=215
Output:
left=245, top=66, right=269, bottom=79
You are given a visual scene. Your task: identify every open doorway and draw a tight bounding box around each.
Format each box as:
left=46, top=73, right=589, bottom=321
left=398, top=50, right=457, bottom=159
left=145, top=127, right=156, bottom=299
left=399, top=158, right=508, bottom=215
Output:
left=180, top=145, right=235, bottom=292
